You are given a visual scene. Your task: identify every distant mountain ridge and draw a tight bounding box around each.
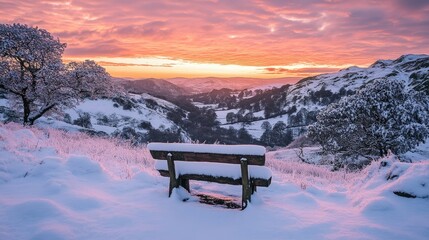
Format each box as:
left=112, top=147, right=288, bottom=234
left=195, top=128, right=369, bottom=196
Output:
left=121, top=78, right=187, bottom=98
left=166, top=77, right=300, bottom=94
left=118, top=76, right=301, bottom=99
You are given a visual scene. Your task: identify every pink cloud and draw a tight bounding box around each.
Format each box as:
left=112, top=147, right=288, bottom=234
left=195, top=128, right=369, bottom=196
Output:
left=0, top=0, right=428, bottom=69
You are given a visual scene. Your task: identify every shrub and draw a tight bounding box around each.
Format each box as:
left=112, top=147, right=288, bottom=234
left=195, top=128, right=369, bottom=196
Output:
left=73, top=112, right=92, bottom=128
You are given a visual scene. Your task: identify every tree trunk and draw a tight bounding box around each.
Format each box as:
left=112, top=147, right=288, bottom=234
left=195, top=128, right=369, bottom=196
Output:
left=22, top=96, right=31, bottom=126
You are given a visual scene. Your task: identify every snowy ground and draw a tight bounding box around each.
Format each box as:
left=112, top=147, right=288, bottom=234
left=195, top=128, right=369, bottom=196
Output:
left=1, top=123, right=428, bottom=240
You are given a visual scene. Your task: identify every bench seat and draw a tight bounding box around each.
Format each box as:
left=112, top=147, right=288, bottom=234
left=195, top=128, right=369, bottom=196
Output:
left=154, top=160, right=272, bottom=187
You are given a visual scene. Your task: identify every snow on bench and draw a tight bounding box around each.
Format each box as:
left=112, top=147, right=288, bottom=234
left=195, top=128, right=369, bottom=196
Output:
left=147, top=143, right=272, bottom=209
left=148, top=143, right=266, bottom=156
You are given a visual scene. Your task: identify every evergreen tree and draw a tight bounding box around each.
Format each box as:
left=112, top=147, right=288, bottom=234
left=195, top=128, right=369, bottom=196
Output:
left=261, top=121, right=272, bottom=131
left=237, top=127, right=253, bottom=142
left=226, top=112, right=237, bottom=123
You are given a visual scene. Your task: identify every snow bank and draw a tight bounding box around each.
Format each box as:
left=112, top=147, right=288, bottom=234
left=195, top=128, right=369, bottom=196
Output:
left=66, top=155, right=102, bottom=176
left=148, top=142, right=266, bottom=156
left=356, top=155, right=429, bottom=199
left=388, top=162, right=429, bottom=198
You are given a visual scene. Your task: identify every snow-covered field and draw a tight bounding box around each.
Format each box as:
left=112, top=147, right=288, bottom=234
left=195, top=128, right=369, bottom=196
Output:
left=1, top=123, right=428, bottom=240
left=65, top=94, right=179, bottom=134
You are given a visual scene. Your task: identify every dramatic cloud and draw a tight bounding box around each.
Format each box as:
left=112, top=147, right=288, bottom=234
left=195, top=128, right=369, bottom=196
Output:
left=1, top=0, right=428, bottom=78
left=97, top=61, right=174, bottom=68
left=264, top=67, right=289, bottom=74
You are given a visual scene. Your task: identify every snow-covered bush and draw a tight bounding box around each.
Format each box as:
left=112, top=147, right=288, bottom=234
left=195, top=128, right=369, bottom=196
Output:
left=112, top=127, right=146, bottom=145
left=112, top=96, right=136, bottom=110
left=63, top=113, right=72, bottom=124
left=146, top=126, right=182, bottom=143
left=0, top=23, right=114, bottom=125
left=308, top=78, right=429, bottom=163
left=107, top=114, right=121, bottom=127
left=73, top=112, right=92, bottom=129
left=260, top=121, right=293, bottom=147
left=138, top=120, right=152, bottom=130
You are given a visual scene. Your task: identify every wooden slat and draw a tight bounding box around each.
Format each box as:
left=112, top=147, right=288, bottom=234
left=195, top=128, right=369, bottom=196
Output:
left=150, top=150, right=265, bottom=166
left=158, top=170, right=271, bottom=187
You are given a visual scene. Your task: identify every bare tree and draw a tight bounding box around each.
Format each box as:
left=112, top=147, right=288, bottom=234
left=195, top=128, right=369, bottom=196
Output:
left=0, top=23, right=114, bottom=125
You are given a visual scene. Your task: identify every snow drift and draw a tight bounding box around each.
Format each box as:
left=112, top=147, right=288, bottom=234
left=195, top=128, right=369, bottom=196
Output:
left=0, top=123, right=428, bottom=239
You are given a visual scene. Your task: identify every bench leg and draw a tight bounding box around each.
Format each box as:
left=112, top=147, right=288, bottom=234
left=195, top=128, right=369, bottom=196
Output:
left=167, top=153, right=178, bottom=197
left=251, top=182, right=257, bottom=194
left=240, top=158, right=250, bottom=210
left=168, top=179, right=178, bottom=197
left=179, top=178, right=190, bottom=193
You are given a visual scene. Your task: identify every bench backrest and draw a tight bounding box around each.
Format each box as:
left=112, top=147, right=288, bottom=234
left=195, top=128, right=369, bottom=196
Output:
left=147, top=143, right=266, bottom=166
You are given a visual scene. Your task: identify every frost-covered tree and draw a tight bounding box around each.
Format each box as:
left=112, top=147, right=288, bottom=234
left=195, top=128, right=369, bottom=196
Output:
left=260, top=121, right=273, bottom=146
left=261, top=121, right=272, bottom=131
left=271, top=121, right=293, bottom=146
left=226, top=112, right=236, bottom=123
left=73, top=112, right=92, bottom=128
left=0, top=23, right=113, bottom=125
left=308, top=78, right=429, bottom=157
left=261, top=121, right=293, bottom=147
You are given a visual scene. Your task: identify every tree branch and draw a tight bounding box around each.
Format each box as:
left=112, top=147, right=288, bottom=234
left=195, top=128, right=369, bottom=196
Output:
left=28, top=103, right=56, bottom=125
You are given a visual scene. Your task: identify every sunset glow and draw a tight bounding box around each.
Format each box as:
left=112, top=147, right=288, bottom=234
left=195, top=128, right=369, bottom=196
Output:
left=2, top=0, right=428, bottom=79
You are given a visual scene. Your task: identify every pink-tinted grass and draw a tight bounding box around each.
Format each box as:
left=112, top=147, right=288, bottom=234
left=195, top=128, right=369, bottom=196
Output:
left=1, top=122, right=360, bottom=184
left=0, top=122, right=154, bottom=179
left=266, top=149, right=361, bottom=190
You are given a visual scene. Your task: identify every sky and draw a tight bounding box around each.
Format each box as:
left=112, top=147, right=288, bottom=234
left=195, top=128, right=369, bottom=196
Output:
left=1, top=0, right=429, bottom=79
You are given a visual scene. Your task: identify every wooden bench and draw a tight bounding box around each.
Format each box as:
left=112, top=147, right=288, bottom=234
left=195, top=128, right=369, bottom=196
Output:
left=147, top=143, right=272, bottom=209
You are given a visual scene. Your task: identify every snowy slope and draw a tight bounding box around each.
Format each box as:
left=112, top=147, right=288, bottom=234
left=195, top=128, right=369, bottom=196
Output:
left=1, top=123, right=428, bottom=240
left=0, top=89, right=185, bottom=138
left=287, top=54, right=429, bottom=108
left=280, top=54, right=429, bottom=116
left=65, top=96, right=176, bottom=134
left=218, top=54, right=429, bottom=140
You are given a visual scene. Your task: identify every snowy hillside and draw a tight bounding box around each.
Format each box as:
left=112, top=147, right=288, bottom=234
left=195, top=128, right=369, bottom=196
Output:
left=0, top=92, right=190, bottom=142
left=1, top=123, right=428, bottom=239
left=288, top=54, right=429, bottom=107
left=65, top=94, right=180, bottom=134
left=217, top=54, right=429, bottom=140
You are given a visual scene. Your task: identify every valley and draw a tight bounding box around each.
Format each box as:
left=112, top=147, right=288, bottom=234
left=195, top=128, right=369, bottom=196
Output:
left=1, top=54, right=428, bottom=148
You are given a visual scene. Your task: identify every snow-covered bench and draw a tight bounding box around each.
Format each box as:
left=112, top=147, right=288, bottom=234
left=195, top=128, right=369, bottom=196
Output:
left=147, top=143, right=272, bottom=209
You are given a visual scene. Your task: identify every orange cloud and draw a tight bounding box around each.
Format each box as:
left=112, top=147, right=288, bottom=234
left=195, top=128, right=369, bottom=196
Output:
left=263, top=67, right=340, bottom=75
left=96, top=61, right=174, bottom=68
